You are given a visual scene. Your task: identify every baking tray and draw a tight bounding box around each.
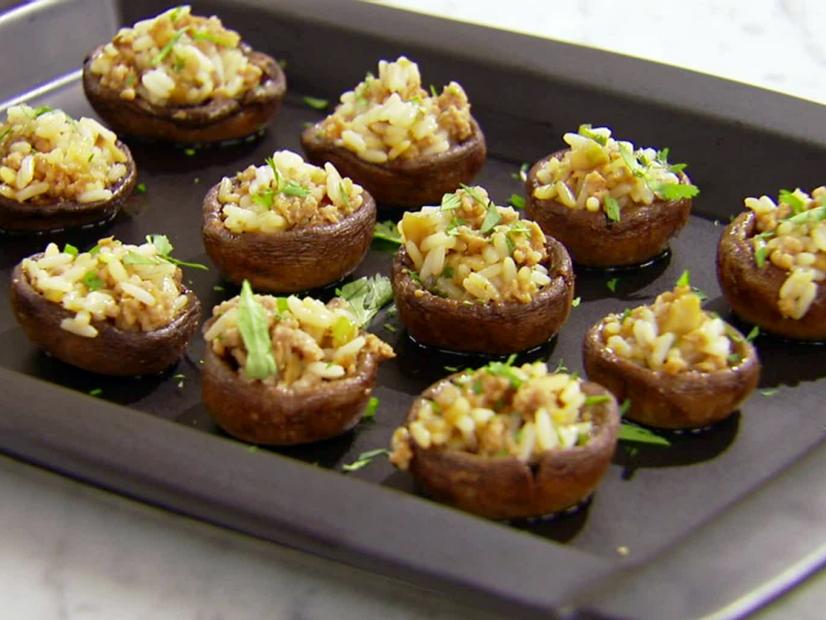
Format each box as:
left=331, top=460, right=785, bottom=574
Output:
left=1, top=1, right=825, bottom=618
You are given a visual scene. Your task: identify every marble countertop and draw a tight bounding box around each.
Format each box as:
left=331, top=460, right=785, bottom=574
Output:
left=2, top=1, right=825, bottom=618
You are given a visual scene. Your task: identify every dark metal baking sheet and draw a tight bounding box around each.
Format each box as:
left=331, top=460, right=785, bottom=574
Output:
left=1, top=1, right=825, bottom=618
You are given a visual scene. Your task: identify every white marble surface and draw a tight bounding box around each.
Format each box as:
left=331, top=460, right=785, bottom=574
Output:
left=2, top=1, right=825, bottom=619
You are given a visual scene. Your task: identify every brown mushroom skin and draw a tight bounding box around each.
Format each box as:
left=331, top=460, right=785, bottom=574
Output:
left=525, top=151, right=692, bottom=267
left=83, top=45, right=286, bottom=144
left=717, top=211, right=826, bottom=341
left=583, top=320, right=760, bottom=429
left=402, top=379, right=619, bottom=520
left=201, top=183, right=376, bottom=293
left=10, top=259, right=200, bottom=376
left=300, top=118, right=486, bottom=208
left=201, top=333, right=382, bottom=445
left=0, top=141, right=137, bottom=234
left=391, top=236, right=574, bottom=354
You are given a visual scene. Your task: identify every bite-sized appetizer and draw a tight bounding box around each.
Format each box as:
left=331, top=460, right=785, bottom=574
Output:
left=391, top=185, right=574, bottom=354
left=583, top=273, right=760, bottom=429
left=390, top=359, right=619, bottom=519
left=10, top=236, right=201, bottom=375
left=201, top=278, right=395, bottom=445
left=202, top=150, right=375, bottom=293
left=83, top=5, right=286, bottom=144
left=301, top=56, right=485, bottom=208
left=525, top=125, right=698, bottom=267
left=717, top=187, right=826, bottom=340
left=0, top=105, right=136, bottom=233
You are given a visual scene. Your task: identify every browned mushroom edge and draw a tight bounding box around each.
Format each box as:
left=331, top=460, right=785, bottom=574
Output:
left=83, top=45, right=286, bottom=144
left=399, top=377, right=619, bottom=520
left=9, top=258, right=201, bottom=376
left=717, top=211, right=826, bottom=341
left=201, top=324, right=382, bottom=445
left=201, top=183, right=377, bottom=293
left=583, top=320, right=760, bottom=429
left=525, top=150, right=692, bottom=268
left=300, top=117, right=486, bottom=208
left=0, top=140, right=137, bottom=234
left=391, top=235, right=574, bottom=354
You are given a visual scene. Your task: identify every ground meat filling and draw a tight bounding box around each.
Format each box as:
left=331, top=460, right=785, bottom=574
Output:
left=600, top=281, right=736, bottom=374
left=745, top=186, right=826, bottom=319
left=532, top=125, right=691, bottom=217
left=204, top=293, right=394, bottom=389
left=215, top=150, right=364, bottom=234
left=390, top=362, right=595, bottom=470
left=399, top=185, right=551, bottom=303
left=89, top=5, right=263, bottom=107
left=22, top=237, right=189, bottom=338
left=0, top=105, right=128, bottom=204
left=317, top=56, right=473, bottom=164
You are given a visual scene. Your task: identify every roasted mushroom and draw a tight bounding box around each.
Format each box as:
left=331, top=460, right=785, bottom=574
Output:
left=83, top=6, right=286, bottom=144
left=717, top=187, right=826, bottom=341
left=525, top=125, right=696, bottom=268
left=390, top=360, right=620, bottom=520
left=583, top=273, right=760, bottom=429
left=202, top=150, right=375, bottom=293
left=391, top=186, right=574, bottom=354
left=300, top=56, right=485, bottom=208
left=201, top=278, right=395, bottom=445
left=10, top=236, right=201, bottom=376
left=0, top=105, right=136, bottom=233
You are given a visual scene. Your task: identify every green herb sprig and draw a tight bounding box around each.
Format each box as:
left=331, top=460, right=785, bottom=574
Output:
left=373, top=220, right=402, bottom=245
left=342, top=448, right=390, bottom=472
left=618, top=422, right=670, bottom=446
left=237, top=280, right=277, bottom=380
left=336, top=275, right=393, bottom=327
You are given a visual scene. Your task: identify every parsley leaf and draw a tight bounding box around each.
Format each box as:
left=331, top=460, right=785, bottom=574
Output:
left=237, top=280, right=277, bottom=380
left=33, top=105, right=53, bottom=118
left=619, top=399, right=631, bottom=417
left=676, top=270, right=691, bottom=287
left=508, top=194, right=525, bottom=210
left=460, top=184, right=487, bottom=206
left=778, top=189, right=805, bottom=215
left=373, top=220, right=402, bottom=244
left=152, top=30, right=185, bottom=66
left=82, top=271, right=104, bottom=291
left=483, top=354, right=522, bottom=388
left=511, top=162, right=530, bottom=182
left=342, top=448, right=390, bottom=472
left=604, top=195, right=621, bottom=222
left=786, top=206, right=826, bottom=226
left=571, top=296, right=581, bottom=307
left=657, top=183, right=700, bottom=201
left=252, top=189, right=275, bottom=208
left=302, top=96, right=329, bottom=110
left=755, top=245, right=768, bottom=268
left=606, top=278, right=619, bottom=293
left=746, top=325, right=760, bottom=342
left=282, top=181, right=309, bottom=197
left=363, top=396, right=379, bottom=421
left=190, top=30, right=235, bottom=46
left=584, top=394, right=611, bottom=406
left=441, top=192, right=462, bottom=211
left=136, top=182, right=147, bottom=194
left=146, top=234, right=208, bottom=271
left=480, top=201, right=501, bottom=234
left=760, top=388, right=778, bottom=397
left=63, top=243, right=79, bottom=257
left=430, top=84, right=438, bottom=98
left=88, top=388, right=103, bottom=397
left=336, top=275, right=393, bottom=327
left=578, top=123, right=607, bottom=146
left=618, top=422, right=670, bottom=446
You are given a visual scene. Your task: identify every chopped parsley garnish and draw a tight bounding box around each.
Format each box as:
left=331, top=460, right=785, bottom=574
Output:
left=676, top=270, right=691, bottom=287
left=778, top=189, right=805, bottom=215
left=578, top=123, right=607, bottom=146
left=63, top=243, right=79, bottom=257
left=281, top=181, right=310, bottom=197
left=336, top=275, right=393, bottom=327
left=237, top=280, right=277, bottom=380
left=363, top=396, right=379, bottom=421
left=604, top=195, right=621, bottom=222
left=584, top=394, right=611, bottom=406
left=383, top=323, right=396, bottom=333
left=606, top=277, right=619, bottom=293
left=460, top=184, right=487, bottom=206
left=146, top=234, right=208, bottom=270
left=553, top=359, right=568, bottom=373
left=82, top=271, right=104, bottom=291
left=373, top=220, right=402, bottom=244
left=429, top=84, right=438, bottom=98
left=190, top=30, right=235, bottom=46
left=440, top=266, right=454, bottom=279
left=87, top=153, right=95, bottom=162
left=746, top=325, right=760, bottom=342
left=136, top=182, right=147, bottom=194
left=88, top=388, right=103, bottom=397
left=183, top=147, right=196, bottom=156
left=618, top=422, right=670, bottom=446
left=508, top=194, right=525, bottom=210
left=247, top=445, right=259, bottom=454
left=657, top=183, right=700, bottom=201
left=342, top=448, right=390, bottom=472
left=213, top=285, right=224, bottom=292
left=302, top=96, right=329, bottom=110
left=760, top=388, right=778, bottom=397
left=571, top=296, right=581, bottom=307
left=444, top=365, right=461, bottom=372
left=483, top=354, right=522, bottom=388
left=251, top=190, right=274, bottom=208
left=0, top=127, right=11, bottom=142
left=33, top=105, right=53, bottom=118
left=785, top=205, right=826, bottom=226
left=480, top=201, right=501, bottom=234
left=441, top=192, right=461, bottom=211
left=727, top=353, right=742, bottom=365
left=619, top=399, right=631, bottom=417
left=152, top=30, right=185, bottom=66
left=511, top=162, right=530, bottom=182
left=755, top=245, right=768, bottom=268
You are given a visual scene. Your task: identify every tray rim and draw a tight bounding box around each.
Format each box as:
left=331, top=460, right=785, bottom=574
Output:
left=1, top=1, right=825, bottom=618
